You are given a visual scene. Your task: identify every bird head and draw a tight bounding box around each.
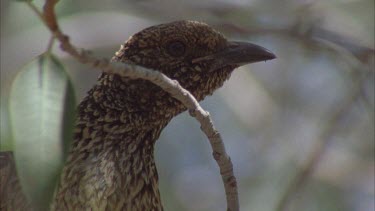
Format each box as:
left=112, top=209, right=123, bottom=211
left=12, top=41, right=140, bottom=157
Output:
left=112, top=20, right=275, bottom=101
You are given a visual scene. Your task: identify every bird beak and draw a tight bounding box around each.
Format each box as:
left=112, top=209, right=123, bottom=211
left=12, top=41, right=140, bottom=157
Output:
left=192, top=41, right=276, bottom=69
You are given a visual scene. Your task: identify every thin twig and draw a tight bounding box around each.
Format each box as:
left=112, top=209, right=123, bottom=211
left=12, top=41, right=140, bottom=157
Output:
left=42, top=0, right=59, bottom=31
left=26, top=1, right=45, bottom=21
left=28, top=1, right=240, bottom=210
left=45, top=36, right=55, bottom=54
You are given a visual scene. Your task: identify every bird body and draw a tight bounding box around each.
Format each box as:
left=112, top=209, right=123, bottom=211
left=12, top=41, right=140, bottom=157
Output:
left=52, top=74, right=171, bottom=210
left=52, top=20, right=275, bottom=210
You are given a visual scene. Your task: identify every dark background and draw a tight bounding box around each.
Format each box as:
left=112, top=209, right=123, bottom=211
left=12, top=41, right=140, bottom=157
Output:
left=1, top=0, right=374, bottom=210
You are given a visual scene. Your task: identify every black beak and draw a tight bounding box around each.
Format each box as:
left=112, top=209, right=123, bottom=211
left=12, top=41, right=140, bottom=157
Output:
left=193, top=41, right=276, bottom=69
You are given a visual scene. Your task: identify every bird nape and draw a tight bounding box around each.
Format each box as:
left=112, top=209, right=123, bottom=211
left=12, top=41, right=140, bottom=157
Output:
left=52, top=20, right=275, bottom=211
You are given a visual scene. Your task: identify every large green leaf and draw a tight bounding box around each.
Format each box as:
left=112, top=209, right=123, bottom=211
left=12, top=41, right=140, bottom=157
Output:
left=9, top=53, right=76, bottom=210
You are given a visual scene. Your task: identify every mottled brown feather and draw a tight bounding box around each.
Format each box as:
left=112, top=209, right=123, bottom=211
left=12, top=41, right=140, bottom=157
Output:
left=52, top=20, right=237, bottom=211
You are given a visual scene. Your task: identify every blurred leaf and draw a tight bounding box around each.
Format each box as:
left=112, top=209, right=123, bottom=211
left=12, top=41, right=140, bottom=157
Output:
left=0, top=100, right=13, bottom=151
left=9, top=53, right=76, bottom=210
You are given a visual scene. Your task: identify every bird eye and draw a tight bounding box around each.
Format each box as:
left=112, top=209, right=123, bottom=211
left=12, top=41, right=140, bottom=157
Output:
left=166, top=41, right=186, bottom=57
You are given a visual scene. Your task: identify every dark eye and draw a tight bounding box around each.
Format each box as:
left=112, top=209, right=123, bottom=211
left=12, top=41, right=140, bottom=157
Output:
left=166, top=41, right=186, bottom=57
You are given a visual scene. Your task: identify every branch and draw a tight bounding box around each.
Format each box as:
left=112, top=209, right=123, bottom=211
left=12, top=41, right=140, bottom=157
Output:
left=33, top=0, right=239, bottom=210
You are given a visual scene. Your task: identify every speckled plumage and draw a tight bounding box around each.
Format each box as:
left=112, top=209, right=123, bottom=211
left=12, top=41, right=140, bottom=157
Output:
left=52, top=20, right=275, bottom=211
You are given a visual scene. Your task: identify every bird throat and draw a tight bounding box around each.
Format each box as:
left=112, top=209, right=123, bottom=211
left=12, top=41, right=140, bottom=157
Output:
left=52, top=74, right=181, bottom=210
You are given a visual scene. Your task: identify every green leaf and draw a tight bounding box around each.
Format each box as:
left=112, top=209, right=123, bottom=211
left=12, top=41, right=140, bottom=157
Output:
left=9, top=53, right=76, bottom=210
left=1, top=98, right=13, bottom=151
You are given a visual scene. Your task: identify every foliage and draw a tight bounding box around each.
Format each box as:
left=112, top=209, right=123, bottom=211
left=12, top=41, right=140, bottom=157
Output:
left=9, top=53, right=75, bottom=210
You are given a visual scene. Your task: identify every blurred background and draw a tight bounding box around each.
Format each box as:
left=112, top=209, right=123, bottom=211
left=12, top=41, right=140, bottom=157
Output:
left=1, top=0, right=374, bottom=210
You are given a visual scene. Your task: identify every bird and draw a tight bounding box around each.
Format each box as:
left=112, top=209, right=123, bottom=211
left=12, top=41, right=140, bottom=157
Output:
left=0, top=152, right=31, bottom=210
left=51, top=20, right=275, bottom=210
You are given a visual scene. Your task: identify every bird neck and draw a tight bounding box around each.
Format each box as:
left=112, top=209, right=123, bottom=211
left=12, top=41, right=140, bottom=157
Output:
left=53, top=74, right=182, bottom=210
